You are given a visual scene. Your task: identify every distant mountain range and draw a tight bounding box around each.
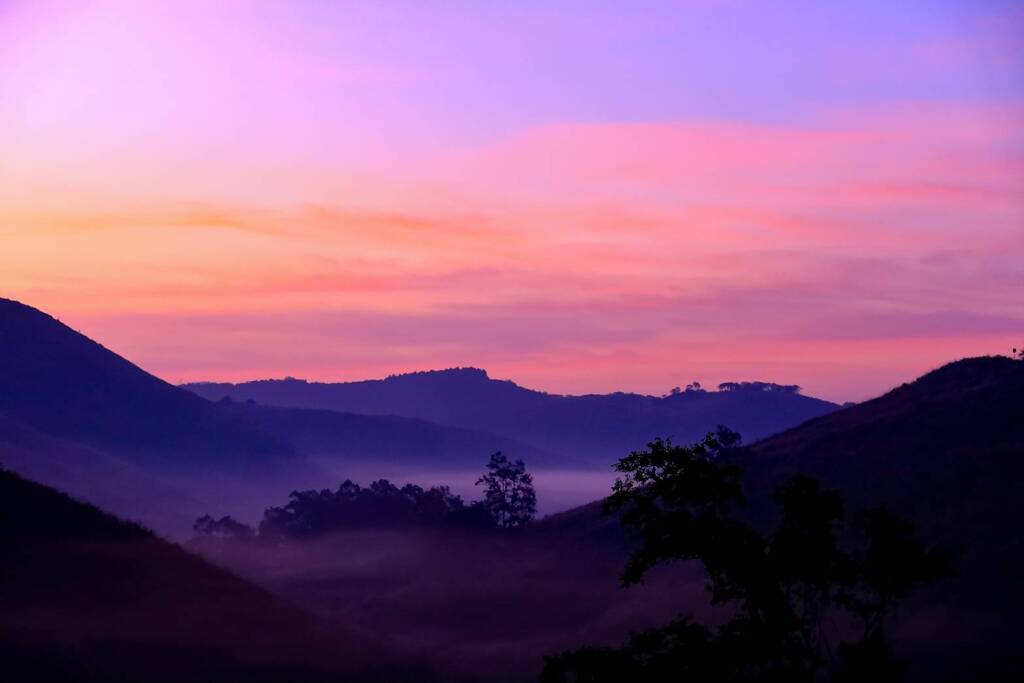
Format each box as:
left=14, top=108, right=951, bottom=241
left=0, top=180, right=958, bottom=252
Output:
left=3, top=295, right=1022, bottom=679
left=0, top=299, right=563, bottom=532
left=1, top=297, right=835, bottom=533
left=212, top=397, right=572, bottom=469
left=185, top=369, right=838, bottom=464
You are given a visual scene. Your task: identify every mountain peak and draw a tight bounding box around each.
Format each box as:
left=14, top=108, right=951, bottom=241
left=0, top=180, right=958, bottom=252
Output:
left=910, top=354, right=1020, bottom=389
left=0, top=298, right=290, bottom=461
left=384, top=366, right=491, bottom=382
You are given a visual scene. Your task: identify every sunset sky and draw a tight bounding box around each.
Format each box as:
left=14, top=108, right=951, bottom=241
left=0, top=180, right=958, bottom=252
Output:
left=2, top=0, right=1022, bottom=401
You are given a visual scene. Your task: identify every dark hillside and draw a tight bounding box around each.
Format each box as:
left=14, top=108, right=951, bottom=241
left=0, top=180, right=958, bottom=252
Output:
left=0, top=468, right=424, bottom=682
left=538, top=357, right=1024, bottom=680
left=0, top=298, right=290, bottom=466
left=736, top=357, right=1024, bottom=679
left=744, top=356, right=1024, bottom=527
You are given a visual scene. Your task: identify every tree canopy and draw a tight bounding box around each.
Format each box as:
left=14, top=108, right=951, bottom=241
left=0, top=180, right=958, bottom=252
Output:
left=193, top=452, right=537, bottom=540
left=717, top=381, right=801, bottom=394
left=257, top=479, right=491, bottom=537
left=193, top=514, right=254, bottom=540
left=542, top=433, right=949, bottom=682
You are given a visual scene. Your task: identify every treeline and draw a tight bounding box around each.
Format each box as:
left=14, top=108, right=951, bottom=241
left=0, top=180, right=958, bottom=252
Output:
left=194, top=452, right=536, bottom=541
left=716, top=381, right=801, bottom=393
left=259, top=480, right=493, bottom=537
left=666, top=381, right=801, bottom=396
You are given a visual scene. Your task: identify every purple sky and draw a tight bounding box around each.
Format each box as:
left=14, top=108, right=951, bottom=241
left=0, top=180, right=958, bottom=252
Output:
left=1, top=0, right=1022, bottom=401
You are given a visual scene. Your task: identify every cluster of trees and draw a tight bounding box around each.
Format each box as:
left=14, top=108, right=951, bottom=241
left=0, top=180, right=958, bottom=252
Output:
left=666, top=381, right=802, bottom=396
left=194, top=452, right=537, bottom=540
left=667, top=381, right=706, bottom=396
left=193, top=514, right=255, bottom=540
left=717, top=381, right=801, bottom=394
left=258, top=479, right=491, bottom=537
left=542, top=431, right=948, bottom=682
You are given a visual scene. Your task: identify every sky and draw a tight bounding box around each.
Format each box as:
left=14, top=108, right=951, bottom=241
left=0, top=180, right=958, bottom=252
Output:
left=1, top=0, right=1022, bottom=402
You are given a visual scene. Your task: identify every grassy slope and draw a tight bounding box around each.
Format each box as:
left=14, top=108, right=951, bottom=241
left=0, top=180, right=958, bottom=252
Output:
left=0, top=468, right=434, bottom=682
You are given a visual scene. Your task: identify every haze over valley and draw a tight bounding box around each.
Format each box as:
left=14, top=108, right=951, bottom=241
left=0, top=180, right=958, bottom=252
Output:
left=2, top=1, right=1022, bottom=680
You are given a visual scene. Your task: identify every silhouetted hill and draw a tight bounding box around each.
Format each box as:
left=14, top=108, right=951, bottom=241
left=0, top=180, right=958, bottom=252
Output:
left=186, top=369, right=838, bottom=464
left=742, top=357, right=1024, bottom=540
left=0, top=300, right=570, bottom=472
left=0, top=468, right=421, bottom=682
left=215, top=398, right=575, bottom=469
left=737, top=356, right=1024, bottom=679
left=0, top=300, right=580, bottom=534
left=0, top=298, right=291, bottom=466
left=543, top=356, right=1024, bottom=680
left=0, top=410, right=227, bottom=534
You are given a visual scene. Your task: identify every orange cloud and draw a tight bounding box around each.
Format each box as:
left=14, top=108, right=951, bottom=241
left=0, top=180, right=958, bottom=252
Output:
left=3, top=103, right=1022, bottom=400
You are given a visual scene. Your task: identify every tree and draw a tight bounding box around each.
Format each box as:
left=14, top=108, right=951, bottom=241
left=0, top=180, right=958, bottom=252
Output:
left=193, top=514, right=255, bottom=540
left=476, top=452, right=536, bottom=529
left=1014, top=346, right=1023, bottom=360
left=542, top=434, right=949, bottom=682
left=715, top=424, right=743, bottom=450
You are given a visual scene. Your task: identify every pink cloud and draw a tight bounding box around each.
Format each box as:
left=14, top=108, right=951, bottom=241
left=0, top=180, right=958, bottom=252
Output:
left=3, top=90, right=1022, bottom=401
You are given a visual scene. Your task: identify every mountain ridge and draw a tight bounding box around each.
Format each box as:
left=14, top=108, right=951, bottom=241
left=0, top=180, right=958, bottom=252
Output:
left=185, top=368, right=839, bottom=464
left=540, top=355, right=1024, bottom=680
left=0, top=298, right=292, bottom=466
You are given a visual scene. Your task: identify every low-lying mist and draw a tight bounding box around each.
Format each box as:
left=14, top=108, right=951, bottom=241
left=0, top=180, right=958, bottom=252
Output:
left=308, top=459, right=619, bottom=517
left=191, top=525, right=713, bottom=680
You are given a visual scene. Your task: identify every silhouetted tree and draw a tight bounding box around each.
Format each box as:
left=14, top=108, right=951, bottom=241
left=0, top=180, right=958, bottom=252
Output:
left=257, top=477, right=485, bottom=537
left=1014, top=346, right=1023, bottom=360
left=476, top=452, right=536, bottom=529
left=715, top=424, right=743, bottom=450
left=718, top=381, right=801, bottom=394
left=542, top=434, right=949, bottom=682
left=193, top=514, right=255, bottom=540
left=685, top=381, right=704, bottom=393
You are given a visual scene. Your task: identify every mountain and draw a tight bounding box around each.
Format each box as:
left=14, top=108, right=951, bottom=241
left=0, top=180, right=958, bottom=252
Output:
left=213, top=398, right=574, bottom=470
left=740, top=356, right=1024, bottom=679
left=185, top=369, right=838, bottom=464
left=0, top=467, right=423, bottom=682
left=0, top=298, right=291, bottom=467
left=545, top=356, right=1024, bottom=680
left=745, top=355, right=1024, bottom=509
left=0, top=410, right=216, bottom=533
left=0, top=299, right=565, bottom=534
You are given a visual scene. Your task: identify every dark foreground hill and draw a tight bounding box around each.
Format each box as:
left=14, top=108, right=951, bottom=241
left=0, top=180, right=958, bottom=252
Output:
left=543, top=356, right=1024, bottom=680
left=0, top=467, right=430, bottom=682
left=186, top=369, right=838, bottom=465
left=738, top=356, right=1024, bottom=679
left=743, top=356, right=1024, bottom=567
left=745, top=355, right=1024, bottom=510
